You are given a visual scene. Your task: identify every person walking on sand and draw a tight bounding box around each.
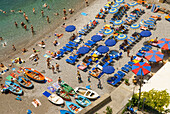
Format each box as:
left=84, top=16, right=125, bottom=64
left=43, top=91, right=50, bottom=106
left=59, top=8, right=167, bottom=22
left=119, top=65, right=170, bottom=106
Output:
left=77, top=74, right=82, bottom=83
left=41, top=10, right=44, bottom=17
left=47, top=61, right=50, bottom=69
left=127, top=49, right=130, bottom=57
left=33, top=8, right=35, bottom=14
left=31, top=25, right=34, bottom=33
left=56, top=63, right=60, bottom=73
left=85, top=0, right=89, bottom=7
left=97, top=79, right=102, bottom=89
left=46, top=16, right=49, bottom=23
left=23, top=12, right=26, bottom=17
left=24, top=24, right=27, bottom=30
left=12, top=45, right=16, bottom=51
left=14, top=22, right=18, bottom=27
left=51, top=65, right=55, bottom=74
left=88, top=75, right=91, bottom=83
left=63, top=8, right=66, bottom=16
left=58, top=77, right=62, bottom=84
left=25, top=15, right=29, bottom=22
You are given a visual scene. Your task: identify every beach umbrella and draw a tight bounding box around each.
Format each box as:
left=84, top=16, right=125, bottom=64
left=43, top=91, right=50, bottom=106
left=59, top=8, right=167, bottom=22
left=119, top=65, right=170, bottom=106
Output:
left=109, top=8, right=118, bottom=14
left=78, top=46, right=90, bottom=54
left=116, top=34, right=127, bottom=40
left=97, top=45, right=109, bottom=54
left=157, top=38, right=170, bottom=50
left=111, top=3, right=120, bottom=8
left=130, top=24, right=141, bottom=30
left=91, top=35, right=102, bottom=42
left=103, top=29, right=114, bottom=35
left=105, top=39, right=117, bottom=46
left=127, top=2, right=138, bottom=7
left=144, top=50, right=164, bottom=62
left=140, top=30, right=152, bottom=37
left=65, top=25, right=76, bottom=32
left=103, top=66, right=115, bottom=74
left=132, top=62, right=151, bottom=76
left=116, top=0, right=124, bottom=4
left=113, top=20, right=124, bottom=26
left=104, top=4, right=110, bottom=8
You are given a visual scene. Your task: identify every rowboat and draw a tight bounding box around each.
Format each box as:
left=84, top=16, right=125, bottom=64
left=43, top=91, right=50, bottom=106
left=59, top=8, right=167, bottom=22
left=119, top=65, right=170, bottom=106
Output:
left=74, top=87, right=99, bottom=100
left=5, top=81, right=23, bottom=95
left=66, top=101, right=82, bottom=114
left=24, top=68, right=45, bottom=82
left=17, top=76, right=33, bottom=89
left=48, top=93, right=64, bottom=105
left=56, top=89, right=71, bottom=101
left=75, top=95, right=91, bottom=107
left=60, top=82, right=76, bottom=96
left=60, top=110, right=74, bottom=114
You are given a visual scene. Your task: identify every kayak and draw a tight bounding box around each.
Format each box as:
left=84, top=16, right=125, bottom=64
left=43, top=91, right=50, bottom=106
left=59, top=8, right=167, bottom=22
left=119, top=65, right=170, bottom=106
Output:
left=60, top=82, right=76, bottom=96
left=56, top=89, right=71, bottom=101
left=60, top=110, right=74, bottom=114
left=24, top=68, right=45, bottom=82
left=48, top=93, right=64, bottom=105
left=75, top=95, right=91, bottom=107
left=5, top=81, right=23, bottom=95
left=66, top=101, right=82, bottom=114
left=17, top=76, right=33, bottom=89
left=75, top=87, right=99, bottom=100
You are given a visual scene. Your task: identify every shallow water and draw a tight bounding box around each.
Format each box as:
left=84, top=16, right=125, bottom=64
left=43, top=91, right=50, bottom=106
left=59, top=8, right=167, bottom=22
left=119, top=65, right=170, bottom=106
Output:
left=0, top=0, right=84, bottom=51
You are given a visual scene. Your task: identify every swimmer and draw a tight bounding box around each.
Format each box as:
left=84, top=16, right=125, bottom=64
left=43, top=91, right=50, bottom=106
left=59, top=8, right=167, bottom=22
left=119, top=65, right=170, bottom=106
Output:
left=33, top=8, right=35, bottom=14
left=46, top=16, right=49, bottom=23
left=0, top=37, right=3, bottom=41
left=21, top=22, right=25, bottom=27
left=41, top=10, right=44, bottom=16
left=14, top=22, right=18, bottom=27
left=2, top=42, right=7, bottom=47
left=24, top=24, right=27, bottom=30
left=23, top=12, right=26, bottom=17
left=47, top=5, right=50, bottom=9
left=62, top=16, right=67, bottom=20
left=31, top=25, right=34, bottom=33
left=3, top=11, right=7, bottom=14
left=54, top=12, right=59, bottom=16
left=10, top=10, right=15, bottom=13
left=25, top=15, right=29, bottom=22
left=43, top=3, right=47, bottom=8
left=18, top=10, right=23, bottom=13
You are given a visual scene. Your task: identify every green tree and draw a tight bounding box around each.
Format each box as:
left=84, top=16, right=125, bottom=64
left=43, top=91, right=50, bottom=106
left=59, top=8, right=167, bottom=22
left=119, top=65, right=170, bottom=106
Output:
left=141, top=89, right=170, bottom=112
left=103, top=106, right=112, bottom=114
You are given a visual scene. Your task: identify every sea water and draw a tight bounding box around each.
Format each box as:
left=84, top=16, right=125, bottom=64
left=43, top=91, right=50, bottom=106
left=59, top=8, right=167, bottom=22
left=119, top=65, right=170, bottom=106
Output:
left=0, top=0, right=85, bottom=55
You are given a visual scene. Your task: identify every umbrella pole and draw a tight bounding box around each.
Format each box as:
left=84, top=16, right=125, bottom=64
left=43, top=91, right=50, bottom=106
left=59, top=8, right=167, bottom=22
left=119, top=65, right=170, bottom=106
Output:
left=138, top=74, right=142, bottom=110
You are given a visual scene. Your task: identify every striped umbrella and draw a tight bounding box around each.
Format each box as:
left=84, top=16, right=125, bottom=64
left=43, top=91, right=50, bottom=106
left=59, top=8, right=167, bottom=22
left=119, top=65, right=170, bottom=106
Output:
left=116, top=34, right=127, bottom=40
left=103, top=29, right=114, bottom=35
left=113, top=20, right=124, bottom=25
left=130, top=24, right=141, bottom=29
left=109, top=8, right=118, bottom=14
left=116, top=0, right=124, bottom=4
left=127, top=2, right=138, bottom=7
left=157, top=38, right=170, bottom=50
left=111, top=3, right=120, bottom=8
left=132, top=62, right=151, bottom=76
left=104, top=4, right=110, bottom=8
left=144, top=50, right=164, bottom=62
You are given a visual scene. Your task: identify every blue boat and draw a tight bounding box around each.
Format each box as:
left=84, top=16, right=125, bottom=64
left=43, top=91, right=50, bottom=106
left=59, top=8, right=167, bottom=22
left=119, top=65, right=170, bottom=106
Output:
left=17, top=76, right=33, bottom=89
left=75, top=95, right=91, bottom=107
left=66, top=101, right=82, bottom=114
left=5, top=81, right=23, bottom=95
left=60, top=110, right=74, bottom=114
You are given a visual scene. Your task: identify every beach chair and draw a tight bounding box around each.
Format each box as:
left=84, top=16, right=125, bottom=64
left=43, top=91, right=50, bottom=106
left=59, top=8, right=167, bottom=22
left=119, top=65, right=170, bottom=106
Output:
left=88, top=40, right=96, bottom=45
left=121, top=67, right=129, bottom=73
left=124, top=64, right=132, bottom=70
left=128, top=61, right=135, bottom=66
left=63, top=46, right=73, bottom=52
left=85, top=42, right=93, bottom=47
left=136, top=52, right=144, bottom=57
left=128, top=39, right=135, bottom=44
left=117, top=71, right=126, bottom=77
left=141, top=47, right=150, bottom=51
left=66, top=59, right=75, bottom=64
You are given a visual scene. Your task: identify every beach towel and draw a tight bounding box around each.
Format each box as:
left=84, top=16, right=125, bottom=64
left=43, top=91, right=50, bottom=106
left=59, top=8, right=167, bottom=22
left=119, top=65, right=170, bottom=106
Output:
left=32, top=99, right=41, bottom=107
left=6, top=75, right=13, bottom=81
left=81, top=12, right=88, bottom=16
left=47, top=86, right=56, bottom=93
left=55, top=34, right=63, bottom=39
left=43, top=54, right=50, bottom=58
left=10, top=73, right=18, bottom=78
left=38, top=44, right=45, bottom=48
left=0, top=66, right=9, bottom=75
left=45, top=77, right=53, bottom=82
left=43, top=91, right=51, bottom=98
left=52, top=83, right=60, bottom=89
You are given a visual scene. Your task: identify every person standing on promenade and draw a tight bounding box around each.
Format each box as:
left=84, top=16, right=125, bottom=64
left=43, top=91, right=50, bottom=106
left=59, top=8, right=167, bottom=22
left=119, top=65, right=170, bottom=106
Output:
left=51, top=65, right=55, bottom=74
left=46, top=16, right=49, bottom=23
left=56, top=63, right=60, bottom=73
left=88, top=75, right=91, bottom=83
left=14, top=22, right=18, bottom=27
left=85, top=0, right=89, bottom=7
left=41, top=10, right=44, bottom=17
left=98, top=79, right=102, bottom=89
left=63, top=8, right=66, bottom=16
left=12, top=45, right=16, bottom=51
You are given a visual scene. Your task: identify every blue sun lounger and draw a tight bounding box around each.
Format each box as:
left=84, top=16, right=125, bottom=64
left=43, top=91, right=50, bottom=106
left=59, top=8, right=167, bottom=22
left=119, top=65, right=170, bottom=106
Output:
left=66, top=59, right=75, bottom=64
left=121, top=67, right=129, bottom=73
left=128, top=61, right=135, bottom=66
left=124, top=64, right=132, bottom=70
left=117, top=71, right=125, bottom=77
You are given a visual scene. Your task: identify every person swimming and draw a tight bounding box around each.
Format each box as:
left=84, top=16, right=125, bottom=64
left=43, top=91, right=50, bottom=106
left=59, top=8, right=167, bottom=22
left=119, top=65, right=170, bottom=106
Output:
left=43, top=3, right=47, bottom=8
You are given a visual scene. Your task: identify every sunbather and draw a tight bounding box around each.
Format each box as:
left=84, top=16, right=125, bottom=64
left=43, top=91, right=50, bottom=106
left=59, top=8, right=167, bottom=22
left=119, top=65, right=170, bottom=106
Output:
left=33, top=99, right=39, bottom=106
left=0, top=63, right=4, bottom=68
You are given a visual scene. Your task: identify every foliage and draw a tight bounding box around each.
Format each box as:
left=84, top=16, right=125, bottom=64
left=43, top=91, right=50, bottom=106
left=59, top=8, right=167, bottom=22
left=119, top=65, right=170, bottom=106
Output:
left=125, top=79, right=129, bottom=84
left=103, top=106, right=112, bottom=114
left=141, top=89, right=170, bottom=112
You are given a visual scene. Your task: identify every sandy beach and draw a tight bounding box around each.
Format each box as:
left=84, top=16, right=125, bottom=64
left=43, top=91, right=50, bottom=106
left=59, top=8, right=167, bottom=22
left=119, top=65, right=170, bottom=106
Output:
left=0, top=0, right=170, bottom=113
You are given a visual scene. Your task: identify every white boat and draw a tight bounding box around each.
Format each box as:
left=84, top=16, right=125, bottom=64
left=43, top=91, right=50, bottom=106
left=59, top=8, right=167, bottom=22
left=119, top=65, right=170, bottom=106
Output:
left=48, top=94, right=64, bottom=105
left=74, top=87, right=99, bottom=100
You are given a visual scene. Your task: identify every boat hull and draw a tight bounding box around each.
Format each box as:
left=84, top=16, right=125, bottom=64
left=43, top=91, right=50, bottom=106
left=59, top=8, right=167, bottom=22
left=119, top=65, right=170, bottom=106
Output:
left=5, top=81, right=23, bottom=95
left=17, top=76, right=33, bottom=89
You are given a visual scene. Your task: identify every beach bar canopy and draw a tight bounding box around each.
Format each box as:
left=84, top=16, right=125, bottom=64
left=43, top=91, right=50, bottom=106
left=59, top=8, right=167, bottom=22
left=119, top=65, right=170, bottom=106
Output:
left=65, top=25, right=76, bottom=32
left=91, top=35, right=102, bottom=42
left=157, top=38, right=170, bottom=50
left=97, top=45, right=109, bottom=54
left=78, top=46, right=90, bottom=54
left=144, top=50, right=164, bottom=62
left=105, top=39, right=117, bottom=46
left=103, top=66, right=115, bottom=74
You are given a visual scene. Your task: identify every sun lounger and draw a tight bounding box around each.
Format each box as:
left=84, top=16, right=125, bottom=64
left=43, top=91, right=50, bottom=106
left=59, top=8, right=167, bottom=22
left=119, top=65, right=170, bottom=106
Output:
left=121, top=67, right=129, bottom=73
left=88, top=40, right=96, bottom=45
left=66, top=59, right=75, bottom=64
left=63, top=46, right=73, bottom=52
left=124, top=64, right=132, bottom=70
left=128, top=61, right=135, bottom=66
left=117, top=71, right=126, bottom=77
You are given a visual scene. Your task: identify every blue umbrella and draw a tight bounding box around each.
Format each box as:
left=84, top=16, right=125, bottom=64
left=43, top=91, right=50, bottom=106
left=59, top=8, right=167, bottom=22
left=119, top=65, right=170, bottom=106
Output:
left=78, top=46, right=90, bottom=54
left=116, top=0, right=124, bottom=4
left=130, top=24, right=141, bottom=29
left=91, top=35, right=102, bottom=42
left=109, top=8, right=118, bottom=14
left=103, top=66, right=115, bottom=74
left=140, top=30, right=152, bottom=37
left=116, top=34, right=127, bottom=40
left=103, top=29, right=114, bottom=35
left=65, top=25, right=76, bottom=32
left=105, top=39, right=117, bottom=46
left=97, top=45, right=109, bottom=54
left=113, top=20, right=124, bottom=25
left=111, top=3, right=120, bottom=8
left=127, top=2, right=138, bottom=7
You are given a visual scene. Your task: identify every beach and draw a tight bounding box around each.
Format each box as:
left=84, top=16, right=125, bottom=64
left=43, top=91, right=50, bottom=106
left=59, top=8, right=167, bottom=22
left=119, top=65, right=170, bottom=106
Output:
left=0, top=0, right=170, bottom=113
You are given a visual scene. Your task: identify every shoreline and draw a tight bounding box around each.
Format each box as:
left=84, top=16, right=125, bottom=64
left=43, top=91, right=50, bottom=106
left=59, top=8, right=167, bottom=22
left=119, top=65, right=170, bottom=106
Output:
left=0, top=0, right=95, bottom=62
